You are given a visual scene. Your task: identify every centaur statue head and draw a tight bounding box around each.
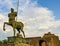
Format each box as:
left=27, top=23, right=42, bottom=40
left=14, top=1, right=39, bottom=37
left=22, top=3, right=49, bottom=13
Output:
left=11, top=8, right=14, bottom=13
left=3, top=8, right=25, bottom=38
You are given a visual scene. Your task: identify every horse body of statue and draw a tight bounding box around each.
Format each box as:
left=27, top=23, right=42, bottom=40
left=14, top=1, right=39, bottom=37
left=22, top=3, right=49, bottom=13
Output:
left=3, top=8, right=25, bottom=38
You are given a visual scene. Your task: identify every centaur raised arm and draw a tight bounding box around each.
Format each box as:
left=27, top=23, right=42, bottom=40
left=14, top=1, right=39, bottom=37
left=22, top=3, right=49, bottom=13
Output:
left=3, top=8, right=25, bottom=38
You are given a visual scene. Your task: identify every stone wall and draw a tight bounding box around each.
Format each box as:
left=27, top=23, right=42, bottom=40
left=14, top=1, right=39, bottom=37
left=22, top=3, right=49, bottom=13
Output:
left=43, top=32, right=60, bottom=46
left=25, top=37, right=41, bottom=46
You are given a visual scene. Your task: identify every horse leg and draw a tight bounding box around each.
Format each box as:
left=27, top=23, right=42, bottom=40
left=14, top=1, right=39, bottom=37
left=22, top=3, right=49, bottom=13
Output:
left=17, top=29, right=20, bottom=33
left=3, top=22, right=9, bottom=31
left=12, top=23, right=16, bottom=36
left=21, top=27, right=25, bottom=38
left=13, top=27, right=16, bottom=37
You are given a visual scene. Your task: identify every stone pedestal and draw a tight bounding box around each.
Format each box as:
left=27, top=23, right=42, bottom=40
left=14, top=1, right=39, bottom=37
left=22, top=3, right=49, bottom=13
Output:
left=7, top=33, right=26, bottom=43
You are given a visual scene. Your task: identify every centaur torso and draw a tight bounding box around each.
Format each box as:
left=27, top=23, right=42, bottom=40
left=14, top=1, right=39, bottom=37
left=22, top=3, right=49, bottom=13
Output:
left=8, top=12, right=17, bottom=23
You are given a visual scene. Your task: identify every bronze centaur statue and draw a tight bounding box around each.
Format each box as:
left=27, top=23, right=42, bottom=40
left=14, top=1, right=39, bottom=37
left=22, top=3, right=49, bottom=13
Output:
left=3, top=8, right=25, bottom=38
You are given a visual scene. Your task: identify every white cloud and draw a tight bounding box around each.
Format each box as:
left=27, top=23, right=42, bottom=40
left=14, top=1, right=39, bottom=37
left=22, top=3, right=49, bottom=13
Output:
left=0, top=14, right=5, bottom=20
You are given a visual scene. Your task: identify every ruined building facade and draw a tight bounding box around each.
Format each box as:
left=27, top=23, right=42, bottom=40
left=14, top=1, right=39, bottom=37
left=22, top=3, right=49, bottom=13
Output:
left=26, top=32, right=60, bottom=46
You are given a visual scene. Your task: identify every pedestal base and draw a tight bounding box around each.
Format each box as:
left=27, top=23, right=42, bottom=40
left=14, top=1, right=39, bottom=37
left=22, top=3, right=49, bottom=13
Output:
left=7, top=34, right=26, bottom=43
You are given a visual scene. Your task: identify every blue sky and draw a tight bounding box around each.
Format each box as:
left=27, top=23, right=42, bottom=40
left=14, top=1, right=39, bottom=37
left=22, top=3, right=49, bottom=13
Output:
left=37, top=0, right=60, bottom=19
left=0, top=0, right=60, bottom=40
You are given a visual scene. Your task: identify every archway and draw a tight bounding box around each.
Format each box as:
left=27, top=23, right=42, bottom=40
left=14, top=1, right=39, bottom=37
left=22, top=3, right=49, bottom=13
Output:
left=39, top=40, right=47, bottom=46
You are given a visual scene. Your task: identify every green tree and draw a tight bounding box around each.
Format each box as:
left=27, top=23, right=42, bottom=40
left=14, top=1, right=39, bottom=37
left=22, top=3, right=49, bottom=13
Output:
left=0, top=41, right=2, bottom=44
left=3, top=39, right=8, bottom=44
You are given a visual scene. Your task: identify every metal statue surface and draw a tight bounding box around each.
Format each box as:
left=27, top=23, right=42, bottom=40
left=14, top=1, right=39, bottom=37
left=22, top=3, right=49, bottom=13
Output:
left=3, top=8, right=25, bottom=38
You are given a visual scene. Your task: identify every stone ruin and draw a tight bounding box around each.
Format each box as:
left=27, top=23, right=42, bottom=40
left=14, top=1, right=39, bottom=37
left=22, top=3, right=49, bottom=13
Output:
left=0, top=32, right=60, bottom=46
